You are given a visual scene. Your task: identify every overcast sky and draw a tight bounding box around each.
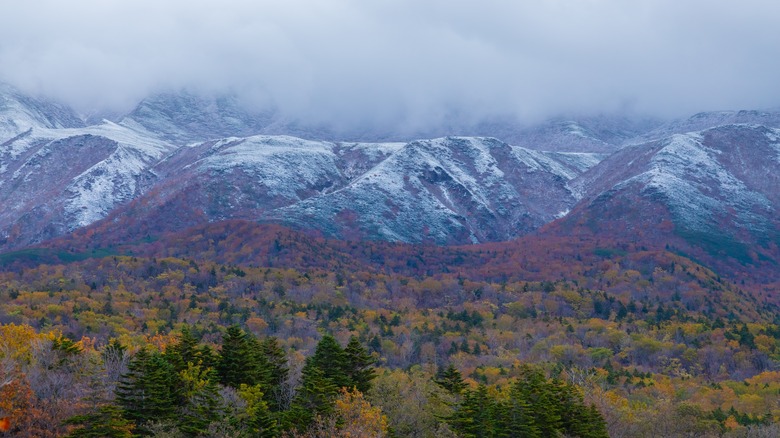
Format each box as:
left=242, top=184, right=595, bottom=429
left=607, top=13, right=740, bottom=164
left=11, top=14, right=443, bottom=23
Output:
left=2, top=0, right=779, bottom=128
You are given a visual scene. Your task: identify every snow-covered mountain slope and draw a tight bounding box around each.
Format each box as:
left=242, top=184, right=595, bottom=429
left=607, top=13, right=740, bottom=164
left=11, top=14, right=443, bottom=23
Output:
left=78, top=136, right=597, bottom=246
left=1, top=84, right=778, bottom=257
left=0, top=121, right=176, bottom=247
left=103, top=136, right=380, bottom=232
left=268, top=137, right=592, bottom=243
left=119, top=91, right=279, bottom=144
left=0, top=83, right=85, bottom=142
left=118, top=90, right=672, bottom=149
left=559, top=124, right=780, bottom=262
left=510, top=116, right=663, bottom=153
left=631, top=110, right=780, bottom=144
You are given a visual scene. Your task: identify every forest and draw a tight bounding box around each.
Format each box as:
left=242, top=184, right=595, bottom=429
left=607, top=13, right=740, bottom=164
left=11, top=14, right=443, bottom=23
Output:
left=0, top=225, right=779, bottom=436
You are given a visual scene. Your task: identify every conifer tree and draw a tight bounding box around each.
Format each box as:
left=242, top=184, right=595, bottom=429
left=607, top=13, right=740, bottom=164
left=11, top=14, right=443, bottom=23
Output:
left=286, top=360, right=338, bottom=430
left=116, top=349, right=179, bottom=433
left=64, top=405, right=134, bottom=438
left=344, top=335, right=376, bottom=393
left=435, top=364, right=468, bottom=395
left=447, top=385, right=505, bottom=437
left=178, top=363, right=222, bottom=437
left=218, top=325, right=263, bottom=388
left=505, top=379, right=540, bottom=438
left=513, top=365, right=562, bottom=437
left=165, top=325, right=201, bottom=373
left=259, top=337, right=289, bottom=412
left=237, top=384, right=279, bottom=438
left=551, top=380, right=608, bottom=438
left=310, top=334, right=350, bottom=389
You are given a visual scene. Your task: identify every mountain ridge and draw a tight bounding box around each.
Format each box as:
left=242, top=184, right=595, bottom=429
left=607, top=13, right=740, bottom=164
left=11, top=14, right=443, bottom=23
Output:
left=1, top=83, right=778, bottom=280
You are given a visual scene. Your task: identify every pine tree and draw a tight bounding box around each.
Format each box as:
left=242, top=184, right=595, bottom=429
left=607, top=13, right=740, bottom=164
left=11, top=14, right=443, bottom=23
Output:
left=513, top=366, right=561, bottom=437
left=581, top=405, right=609, bottom=438
left=310, top=334, right=350, bottom=389
left=178, top=363, right=222, bottom=437
left=343, top=336, right=376, bottom=393
left=505, top=379, right=540, bottom=438
left=165, top=325, right=201, bottom=373
left=447, top=385, right=505, bottom=438
left=285, top=360, right=338, bottom=430
left=549, top=381, right=609, bottom=438
left=435, top=364, right=468, bottom=395
left=237, top=384, right=279, bottom=438
left=250, top=399, right=279, bottom=438
left=64, top=405, right=134, bottom=438
left=259, top=337, right=289, bottom=412
left=116, top=349, right=178, bottom=433
left=218, top=325, right=263, bottom=388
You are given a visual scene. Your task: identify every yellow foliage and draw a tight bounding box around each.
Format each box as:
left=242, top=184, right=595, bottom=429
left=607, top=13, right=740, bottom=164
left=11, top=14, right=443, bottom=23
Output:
left=333, top=388, right=389, bottom=438
left=0, top=324, right=45, bottom=362
left=753, top=334, right=775, bottom=353
left=246, top=316, right=268, bottom=335
left=724, top=416, right=739, bottom=430
left=745, top=371, right=780, bottom=387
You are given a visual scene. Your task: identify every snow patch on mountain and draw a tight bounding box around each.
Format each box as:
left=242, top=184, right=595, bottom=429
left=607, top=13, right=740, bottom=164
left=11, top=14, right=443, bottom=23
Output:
left=512, top=147, right=580, bottom=180
left=615, top=131, right=774, bottom=234
left=0, top=83, right=84, bottom=142
left=263, top=137, right=595, bottom=244
left=198, top=136, right=342, bottom=200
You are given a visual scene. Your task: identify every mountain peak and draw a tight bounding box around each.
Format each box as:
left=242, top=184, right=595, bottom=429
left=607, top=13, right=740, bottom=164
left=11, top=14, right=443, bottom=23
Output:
left=0, top=82, right=85, bottom=142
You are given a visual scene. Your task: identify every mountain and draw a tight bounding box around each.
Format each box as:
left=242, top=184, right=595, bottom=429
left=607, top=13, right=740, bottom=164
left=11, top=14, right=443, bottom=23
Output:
left=0, top=120, right=176, bottom=248
left=1, top=83, right=779, bottom=282
left=1, top=83, right=607, bottom=249
left=0, top=83, right=85, bottom=142
left=267, top=137, right=597, bottom=243
left=119, top=91, right=278, bottom=143
left=52, top=135, right=600, bottom=248
left=555, top=123, right=780, bottom=273
left=510, top=115, right=663, bottom=153
left=631, top=110, right=780, bottom=144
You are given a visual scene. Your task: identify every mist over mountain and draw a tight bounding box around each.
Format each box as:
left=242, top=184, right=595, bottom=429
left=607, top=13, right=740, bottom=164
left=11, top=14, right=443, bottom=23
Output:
left=3, top=1, right=780, bottom=135
left=3, top=4, right=780, bottom=437
left=1, top=83, right=778, bottom=280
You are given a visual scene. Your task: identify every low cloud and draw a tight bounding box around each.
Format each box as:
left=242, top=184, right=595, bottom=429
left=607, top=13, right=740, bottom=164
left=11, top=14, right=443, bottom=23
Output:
left=2, top=0, right=779, bottom=129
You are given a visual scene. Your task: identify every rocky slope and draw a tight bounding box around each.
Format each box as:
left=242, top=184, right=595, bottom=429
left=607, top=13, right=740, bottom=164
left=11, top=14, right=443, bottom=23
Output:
left=78, top=135, right=599, bottom=246
left=1, top=83, right=778, bottom=264
left=557, top=123, right=780, bottom=264
left=267, top=137, right=596, bottom=243
left=0, top=83, right=85, bottom=142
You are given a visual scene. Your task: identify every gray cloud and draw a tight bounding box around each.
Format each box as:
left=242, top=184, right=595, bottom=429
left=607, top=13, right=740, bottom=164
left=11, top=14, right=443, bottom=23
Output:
left=2, top=0, right=779, bottom=128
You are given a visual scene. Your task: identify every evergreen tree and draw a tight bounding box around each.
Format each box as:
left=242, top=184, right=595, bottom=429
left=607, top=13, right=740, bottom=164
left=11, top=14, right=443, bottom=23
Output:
left=505, top=379, right=540, bottom=438
left=259, top=337, right=289, bottom=412
left=218, top=325, right=264, bottom=388
left=165, top=325, right=201, bottom=373
left=435, top=364, right=468, bottom=395
left=447, top=385, right=506, bottom=438
left=550, top=381, right=608, bottom=438
left=343, top=335, right=376, bottom=393
left=513, top=366, right=562, bottom=437
left=285, top=360, right=338, bottom=430
left=309, top=334, right=350, bottom=389
left=116, top=349, right=179, bottom=433
left=178, top=363, right=223, bottom=437
left=581, top=405, right=609, bottom=438
left=64, top=405, right=134, bottom=438
left=250, top=399, right=279, bottom=438
left=237, top=384, right=279, bottom=438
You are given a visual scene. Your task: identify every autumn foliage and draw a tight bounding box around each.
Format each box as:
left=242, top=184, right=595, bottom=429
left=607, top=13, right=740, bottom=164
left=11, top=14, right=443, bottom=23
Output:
left=0, top=220, right=778, bottom=436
